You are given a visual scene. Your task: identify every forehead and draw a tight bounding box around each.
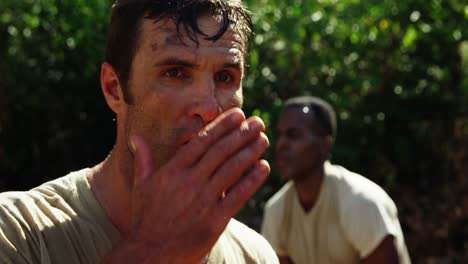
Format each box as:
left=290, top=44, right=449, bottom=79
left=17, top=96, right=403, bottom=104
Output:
left=137, top=15, right=245, bottom=61
left=278, top=107, right=317, bottom=130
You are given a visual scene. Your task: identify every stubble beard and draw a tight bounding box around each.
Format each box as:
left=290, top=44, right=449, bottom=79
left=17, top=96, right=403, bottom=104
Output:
left=124, top=109, right=177, bottom=170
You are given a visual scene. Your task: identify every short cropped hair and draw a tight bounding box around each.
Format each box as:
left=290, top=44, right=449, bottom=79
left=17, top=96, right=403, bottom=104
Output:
left=283, top=96, right=337, bottom=138
left=104, top=0, right=253, bottom=99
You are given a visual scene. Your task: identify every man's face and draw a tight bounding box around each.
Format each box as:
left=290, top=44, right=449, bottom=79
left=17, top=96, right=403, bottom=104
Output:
left=122, top=15, right=245, bottom=167
left=275, top=107, right=326, bottom=182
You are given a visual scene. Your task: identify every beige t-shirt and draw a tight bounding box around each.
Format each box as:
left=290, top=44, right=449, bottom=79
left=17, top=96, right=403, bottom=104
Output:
left=0, top=168, right=278, bottom=264
left=261, top=162, right=411, bottom=264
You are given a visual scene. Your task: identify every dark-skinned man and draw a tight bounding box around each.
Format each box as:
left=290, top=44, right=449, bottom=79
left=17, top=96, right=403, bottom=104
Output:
left=262, top=96, right=410, bottom=264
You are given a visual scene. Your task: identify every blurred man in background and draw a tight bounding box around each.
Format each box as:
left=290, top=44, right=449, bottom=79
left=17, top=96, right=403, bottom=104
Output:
left=261, top=96, right=410, bottom=264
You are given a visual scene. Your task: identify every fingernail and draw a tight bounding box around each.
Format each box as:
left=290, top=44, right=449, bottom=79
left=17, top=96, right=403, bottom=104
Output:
left=231, top=109, right=245, bottom=123
left=249, top=119, right=265, bottom=133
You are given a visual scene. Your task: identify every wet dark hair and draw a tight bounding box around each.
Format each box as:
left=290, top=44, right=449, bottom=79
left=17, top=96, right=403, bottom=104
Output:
left=104, top=0, right=253, bottom=101
left=283, top=96, right=337, bottom=138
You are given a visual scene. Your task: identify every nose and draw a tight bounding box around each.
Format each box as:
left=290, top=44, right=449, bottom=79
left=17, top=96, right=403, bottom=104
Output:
left=188, top=78, right=222, bottom=125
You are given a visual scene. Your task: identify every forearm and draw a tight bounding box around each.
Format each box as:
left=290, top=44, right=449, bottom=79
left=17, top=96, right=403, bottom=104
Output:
left=361, top=235, right=399, bottom=264
left=278, top=255, right=294, bottom=264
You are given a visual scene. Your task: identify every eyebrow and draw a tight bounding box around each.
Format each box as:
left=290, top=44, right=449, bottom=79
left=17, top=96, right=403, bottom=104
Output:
left=223, top=61, right=243, bottom=72
left=153, top=57, right=243, bottom=72
left=153, top=57, right=197, bottom=68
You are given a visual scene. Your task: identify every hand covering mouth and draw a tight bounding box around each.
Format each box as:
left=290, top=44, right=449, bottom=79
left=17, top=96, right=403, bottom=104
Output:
left=176, top=125, right=204, bottom=147
left=177, top=132, right=197, bottom=147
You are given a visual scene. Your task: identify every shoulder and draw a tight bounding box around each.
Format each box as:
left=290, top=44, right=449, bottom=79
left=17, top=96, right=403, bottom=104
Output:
left=0, top=168, right=91, bottom=230
left=327, top=163, right=404, bottom=258
left=326, top=163, right=397, bottom=213
left=223, top=219, right=279, bottom=263
left=0, top=191, right=42, bottom=261
left=0, top=168, right=114, bottom=262
left=0, top=191, right=31, bottom=229
left=225, top=219, right=273, bottom=250
left=0, top=190, right=45, bottom=224
left=34, top=168, right=91, bottom=197
left=262, top=181, right=294, bottom=232
left=264, top=181, right=294, bottom=213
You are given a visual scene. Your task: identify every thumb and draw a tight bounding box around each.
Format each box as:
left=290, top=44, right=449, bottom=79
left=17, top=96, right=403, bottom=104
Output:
left=130, top=134, right=155, bottom=187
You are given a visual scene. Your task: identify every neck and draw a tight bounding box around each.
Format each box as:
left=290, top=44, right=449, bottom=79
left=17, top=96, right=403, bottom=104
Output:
left=87, top=146, right=134, bottom=237
left=293, top=163, right=326, bottom=212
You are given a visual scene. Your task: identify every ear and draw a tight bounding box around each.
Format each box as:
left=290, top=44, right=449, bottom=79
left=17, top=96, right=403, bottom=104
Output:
left=100, top=62, right=125, bottom=114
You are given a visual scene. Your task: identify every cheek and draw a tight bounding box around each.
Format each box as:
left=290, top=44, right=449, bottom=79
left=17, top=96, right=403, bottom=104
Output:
left=126, top=104, right=157, bottom=133
left=217, top=88, right=243, bottom=110
left=127, top=91, right=173, bottom=128
left=295, top=143, right=315, bottom=159
left=234, top=88, right=243, bottom=106
left=146, top=85, right=187, bottom=114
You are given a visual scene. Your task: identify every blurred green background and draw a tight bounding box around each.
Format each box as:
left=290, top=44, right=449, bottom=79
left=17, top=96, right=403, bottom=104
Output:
left=0, top=0, right=467, bottom=262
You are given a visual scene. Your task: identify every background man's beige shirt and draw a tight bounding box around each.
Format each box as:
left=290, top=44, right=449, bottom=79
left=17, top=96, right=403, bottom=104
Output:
left=0, top=169, right=278, bottom=263
left=261, top=162, right=411, bottom=264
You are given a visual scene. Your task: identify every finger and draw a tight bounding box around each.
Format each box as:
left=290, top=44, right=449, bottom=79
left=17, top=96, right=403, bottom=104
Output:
left=173, top=108, right=245, bottom=167
left=179, top=131, right=268, bottom=219
left=193, top=116, right=265, bottom=183
left=130, top=134, right=156, bottom=187
left=206, top=132, right=269, bottom=196
left=217, top=159, right=270, bottom=218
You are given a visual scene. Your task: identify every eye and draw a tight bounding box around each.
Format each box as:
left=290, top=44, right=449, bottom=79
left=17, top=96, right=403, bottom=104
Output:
left=215, top=71, right=233, bottom=83
left=164, top=68, right=184, bottom=78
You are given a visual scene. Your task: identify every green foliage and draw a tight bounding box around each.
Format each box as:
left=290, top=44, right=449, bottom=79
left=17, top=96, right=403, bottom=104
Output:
left=0, top=0, right=114, bottom=188
left=240, top=0, right=468, bottom=191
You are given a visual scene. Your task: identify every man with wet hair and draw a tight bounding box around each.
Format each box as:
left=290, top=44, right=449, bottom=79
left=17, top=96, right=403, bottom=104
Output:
left=0, top=1, right=278, bottom=263
left=262, top=96, right=410, bottom=264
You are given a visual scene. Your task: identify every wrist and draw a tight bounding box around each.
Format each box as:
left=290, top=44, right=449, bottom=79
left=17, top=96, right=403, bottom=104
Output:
left=103, top=240, right=165, bottom=264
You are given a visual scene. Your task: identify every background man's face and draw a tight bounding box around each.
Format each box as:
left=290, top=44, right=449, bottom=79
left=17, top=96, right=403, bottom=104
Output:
left=275, top=108, right=325, bottom=181
left=122, top=14, right=245, bottom=167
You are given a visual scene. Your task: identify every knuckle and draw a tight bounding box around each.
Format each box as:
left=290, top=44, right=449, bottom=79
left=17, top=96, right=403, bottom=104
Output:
left=197, top=129, right=212, bottom=145
left=248, top=116, right=265, bottom=131
left=257, top=133, right=270, bottom=149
